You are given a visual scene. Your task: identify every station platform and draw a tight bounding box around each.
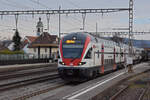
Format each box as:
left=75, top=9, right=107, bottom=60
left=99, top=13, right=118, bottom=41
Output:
left=0, top=63, right=57, bottom=73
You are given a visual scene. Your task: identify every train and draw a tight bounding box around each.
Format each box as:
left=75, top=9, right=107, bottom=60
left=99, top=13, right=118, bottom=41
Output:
left=58, top=32, right=145, bottom=81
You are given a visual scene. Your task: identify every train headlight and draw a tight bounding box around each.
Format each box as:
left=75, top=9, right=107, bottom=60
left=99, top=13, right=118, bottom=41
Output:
left=59, top=62, right=65, bottom=65
left=78, top=62, right=86, bottom=66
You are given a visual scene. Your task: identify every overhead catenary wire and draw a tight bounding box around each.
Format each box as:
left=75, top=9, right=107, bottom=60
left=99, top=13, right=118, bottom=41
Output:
left=0, top=0, right=35, bottom=35
left=46, top=14, right=51, bottom=32
left=27, top=0, right=65, bottom=34
left=5, top=0, right=31, bottom=9
left=62, top=0, right=102, bottom=31
left=0, top=16, right=37, bottom=33
left=29, top=0, right=51, bottom=9
left=64, top=0, right=81, bottom=8
left=0, top=0, right=52, bottom=37
left=0, top=8, right=129, bottom=38
left=64, top=0, right=129, bottom=34
left=0, top=0, right=131, bottom=39
left=0, top=0, right=97, bottom=32
left=59, top=0, right=96, bottom=31
left=0, top=0, right=21, bottom=9
left=29, top=0, right=93, bottom=32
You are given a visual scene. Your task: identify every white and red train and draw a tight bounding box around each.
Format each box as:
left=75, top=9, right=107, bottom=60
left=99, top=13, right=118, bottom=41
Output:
left=58, top=32, right=143, bottom=81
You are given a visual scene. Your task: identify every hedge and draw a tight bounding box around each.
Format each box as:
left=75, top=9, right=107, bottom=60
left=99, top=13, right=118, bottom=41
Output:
left=0, top=50, right=24, bottom=54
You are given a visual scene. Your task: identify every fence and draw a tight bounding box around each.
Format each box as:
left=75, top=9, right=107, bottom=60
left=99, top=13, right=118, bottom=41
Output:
left=0, top=54, right=57, bottom=65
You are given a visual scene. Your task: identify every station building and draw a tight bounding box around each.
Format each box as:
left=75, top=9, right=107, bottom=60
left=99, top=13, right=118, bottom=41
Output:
left=22, top=17, right=58, bottom=59
left=28, top=32, right=58, bottom=59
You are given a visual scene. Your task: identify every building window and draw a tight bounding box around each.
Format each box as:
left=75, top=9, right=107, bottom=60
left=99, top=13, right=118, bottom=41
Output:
left=45, top=48, right=47, bottom=53
left=34, top=48, right=36, bottom=52
left=37, top=28, right=40, bottom=32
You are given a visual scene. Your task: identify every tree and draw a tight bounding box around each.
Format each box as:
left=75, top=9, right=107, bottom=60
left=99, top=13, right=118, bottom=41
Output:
left=111, top=34, right=123, bottom=43
left=12, top=29, right=21, bottom=51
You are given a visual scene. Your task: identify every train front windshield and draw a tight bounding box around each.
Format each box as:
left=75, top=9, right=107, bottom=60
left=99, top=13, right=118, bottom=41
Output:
left=62, top=44, right=84, bottom=59
left=61, top=33, right=87, bottom=59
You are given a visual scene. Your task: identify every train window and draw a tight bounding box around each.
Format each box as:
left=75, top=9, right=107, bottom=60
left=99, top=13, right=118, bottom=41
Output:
left=107, top=59, right=109, bottom=64
left=45, top=48, right=47, bottom=53
left=111, top=59, right=113, bottom=64
left=116, top=52, right=118, bottom=57
left=104, top=59, right=107, bottom=64
left=57, top=51, right=60, bottom=58
left=95, top=38, right=98, bottom=43
left=121, top=52, right=123, bottom=57
left=34, top=48, right=36, bottom=52
left=85, top=48, right=92, bottom=59
left=106, top=59, right=108, bottom=64
left=58, top=53, right=60, bottom=59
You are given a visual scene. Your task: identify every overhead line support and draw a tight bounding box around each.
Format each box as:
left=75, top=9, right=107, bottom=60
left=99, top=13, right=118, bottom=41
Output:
left=0, top=8, right=130, bottom=15
left=15, top=14, right=19, bottom=30
left=58, top=6, right=61, bottom=43
left=129, top=0, right=133, bottom=56
left=0, top=8, right=130, bottom=44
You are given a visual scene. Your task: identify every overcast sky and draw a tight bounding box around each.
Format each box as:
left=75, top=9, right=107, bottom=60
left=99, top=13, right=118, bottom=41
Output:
left=0, top=0, right=150, bottom=40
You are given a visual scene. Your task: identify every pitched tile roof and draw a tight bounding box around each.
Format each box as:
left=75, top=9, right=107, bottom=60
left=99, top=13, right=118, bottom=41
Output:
left=29, top=32, right=58, bottom=47
left=2, top=40, right=12, bottom=47
left=21, top=36, right=38, bottom=49
left=26, top=36, right=38, bottom=43
left=0, top=43, right=9, bottom=51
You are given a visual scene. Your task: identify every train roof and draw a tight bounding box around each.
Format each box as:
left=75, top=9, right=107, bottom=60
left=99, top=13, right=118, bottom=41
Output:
left=62, top=32, right=143, bottom=49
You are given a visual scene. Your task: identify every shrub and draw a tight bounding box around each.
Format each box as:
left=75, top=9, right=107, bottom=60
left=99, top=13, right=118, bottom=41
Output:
left=0, top=50, right=24, bottom=54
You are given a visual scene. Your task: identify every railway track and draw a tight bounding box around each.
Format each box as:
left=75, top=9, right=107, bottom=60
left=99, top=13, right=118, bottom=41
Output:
left=0, top=74, right=60, bottom=92
left=0, top=67, right=57, bottom=81
left=0, top=65, right=67, bottom=100
left=109, top=69, right=150, bottom=100
left=0, top=63, right=57, bottom=75
left=13, top=80, right=66, bottom=100
left=110, top=85, right=148, bottom=100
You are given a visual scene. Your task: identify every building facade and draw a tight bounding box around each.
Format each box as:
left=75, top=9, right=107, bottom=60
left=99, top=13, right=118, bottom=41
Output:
left=28, top=32, right=58, bottom=59
left=21, top=17, right=58, bottom=60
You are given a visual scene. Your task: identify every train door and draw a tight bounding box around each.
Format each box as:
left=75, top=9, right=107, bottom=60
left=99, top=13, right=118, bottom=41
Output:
left=120, top=47, right=121, bottom=63
left=92, top=44, right=100, bottom=66
left=94, top=49, right=101, bottom=66
left=101, top=44, right=104, bottom=73
left=113, top=46, right=117, bottom=70
left=121, top=48, right=124, bottom=63
left=85, top=47, right=93, bottom=67
left=92, top=44, right=96, bottom=66
left=115, top=47, right=119, bottom=64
